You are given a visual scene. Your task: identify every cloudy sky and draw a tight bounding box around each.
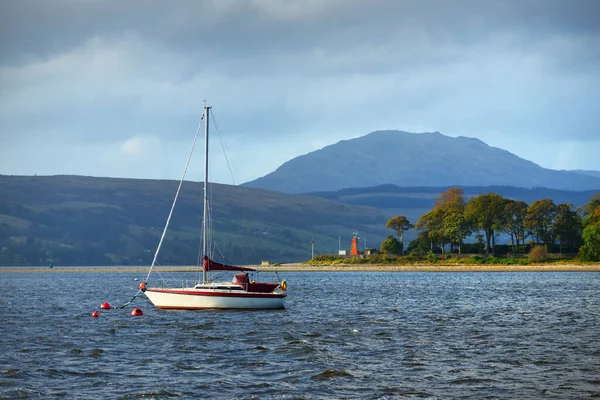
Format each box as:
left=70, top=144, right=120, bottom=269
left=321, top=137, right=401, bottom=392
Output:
left=1, top=0, right=599, bottom=184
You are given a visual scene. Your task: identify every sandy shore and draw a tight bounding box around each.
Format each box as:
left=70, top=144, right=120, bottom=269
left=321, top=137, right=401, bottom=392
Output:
left=1, top=263, right=599, bottom=273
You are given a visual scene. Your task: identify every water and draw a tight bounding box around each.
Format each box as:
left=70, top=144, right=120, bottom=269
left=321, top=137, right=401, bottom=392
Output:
left=1, top=271, right=599, bottom=399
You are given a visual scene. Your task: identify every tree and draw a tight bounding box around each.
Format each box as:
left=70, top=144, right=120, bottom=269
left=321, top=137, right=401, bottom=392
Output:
left=415, top=210, right=445, bottom=253
left=380, top=236, right=403, bottom=255
left=434, top=187, right=466, bottom=210
left=590, top=207, right=600, bottom=226
left=406, top=231, right=431, bottom=254
left=443, top=212, right=470, bottom=254
left=475, top=233, right=485, bottom=254
left=464, top=193, right=507, bottom=255
left=525, top=199, right=557, bottom=248
left=385, top=216, right=413, bottom=253
left=579, top=193, right=600, bottom=261
left=414, top=188, right=471, bottom=254
left=582, top=193, right=600, bottom=217
left=500, top=199, right=528, bottom=252
left=432, top=188, right=470, bottom=254
left=552, top=203, right=582, bottom=253
left=579, top=225, right=600, bottom=261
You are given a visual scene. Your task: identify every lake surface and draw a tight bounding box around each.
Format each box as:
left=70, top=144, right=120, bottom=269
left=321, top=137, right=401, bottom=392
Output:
left=1, top=271, right=599, bottom=399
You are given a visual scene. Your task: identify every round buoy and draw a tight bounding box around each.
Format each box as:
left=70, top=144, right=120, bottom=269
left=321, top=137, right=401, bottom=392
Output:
left=92, top=311, right=99, bottom=318
left=100, top=302, right=111, bottom=309
left=131, top=308, right=143, bottom=316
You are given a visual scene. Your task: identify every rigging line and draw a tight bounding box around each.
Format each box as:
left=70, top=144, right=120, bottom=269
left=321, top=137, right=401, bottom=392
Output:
left=145, top=112, right=205, bottom=283
left=152, top=262, right=173, bottom=287
left=210, top=109, right=238, bottom=186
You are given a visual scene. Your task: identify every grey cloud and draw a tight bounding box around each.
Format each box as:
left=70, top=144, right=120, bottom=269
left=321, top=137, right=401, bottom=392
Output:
left=1, top=0, right=599, bottom=179
left=2, top=1, right=599, bottom=62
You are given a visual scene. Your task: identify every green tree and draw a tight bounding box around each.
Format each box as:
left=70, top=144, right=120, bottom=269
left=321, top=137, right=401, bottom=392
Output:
left=582, top=193, right=600, bottom=217
left=590, top=207, right=600, bottom=226
left=579, top=225, right=600, bottom=261
left=415, top=210, right=445, bottom=253
left=435, top=188, right=470, bottom=254
left=380, top=235, right=403, bottom=255
left=525, top=199, right=557, bottom=248
left=385, top=215, right=413, bottom=253
left=552, top=203, right=582, bottom=253
left=579, top=193, right=600, bottom=261
left=443, top=212, right=470, bottom=254
left=406, top=231, right=431, bottom=254
left=500, top=199, right=528, bottom=252
left=464, top=193, right=507, bottom=255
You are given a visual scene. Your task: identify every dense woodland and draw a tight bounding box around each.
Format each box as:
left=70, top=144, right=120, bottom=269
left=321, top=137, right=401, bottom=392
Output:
left=380, top=189, right=600, bottom=261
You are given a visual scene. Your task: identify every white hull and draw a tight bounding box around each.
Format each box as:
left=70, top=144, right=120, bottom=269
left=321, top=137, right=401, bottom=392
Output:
left=143, top=287, right=286, bottom=310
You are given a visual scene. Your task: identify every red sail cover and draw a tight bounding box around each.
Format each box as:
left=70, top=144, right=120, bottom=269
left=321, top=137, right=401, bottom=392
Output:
left=203, top=256, right=256, bottom=272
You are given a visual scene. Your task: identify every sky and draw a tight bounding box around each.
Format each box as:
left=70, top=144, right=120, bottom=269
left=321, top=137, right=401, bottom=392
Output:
left=1, top=0, right=599, bottom=184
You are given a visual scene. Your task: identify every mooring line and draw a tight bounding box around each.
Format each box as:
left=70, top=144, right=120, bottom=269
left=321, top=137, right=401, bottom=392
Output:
left=118, top=289, right=142, bottom=309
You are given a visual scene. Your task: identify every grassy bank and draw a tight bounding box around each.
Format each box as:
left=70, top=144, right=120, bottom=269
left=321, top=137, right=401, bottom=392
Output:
left=307, top=253, right=597, bottom=266
left=1, top=262, right=599, bottom=273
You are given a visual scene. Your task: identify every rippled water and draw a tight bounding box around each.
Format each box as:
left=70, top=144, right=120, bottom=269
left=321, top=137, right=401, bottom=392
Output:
left=1, top=271, right=599, bottom=399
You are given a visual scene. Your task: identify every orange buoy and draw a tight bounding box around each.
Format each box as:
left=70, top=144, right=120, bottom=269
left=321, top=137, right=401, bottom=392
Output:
left=100, top=302, right=111, bottom=309
left=92, top=311, right=99, bottom=318
left=131, top=307, right=143, bottom=316
left=139, top=281, right=146, bottom=291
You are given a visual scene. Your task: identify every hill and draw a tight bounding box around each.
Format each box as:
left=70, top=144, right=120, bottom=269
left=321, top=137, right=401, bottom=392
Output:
left=571, top=170, right=600, bottom=178
left=0, top=175, right=389, bottom=266
left=244, top=130, right=600, bottom=193
left=309, top=184, right=599, bottom=224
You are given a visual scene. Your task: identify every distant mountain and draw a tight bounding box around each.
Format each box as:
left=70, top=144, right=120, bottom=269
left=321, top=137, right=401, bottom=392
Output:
left=571, top=169, right=600, bottom=178
left=0, top=175, right=389, bottom=266
left=309, top=184, right=599, bottom=222
left=244, top=130, right=600, bottom=193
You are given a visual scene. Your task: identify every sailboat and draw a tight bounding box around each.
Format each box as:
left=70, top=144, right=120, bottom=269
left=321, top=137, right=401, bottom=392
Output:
left=140, top=103, right=287, bottom=310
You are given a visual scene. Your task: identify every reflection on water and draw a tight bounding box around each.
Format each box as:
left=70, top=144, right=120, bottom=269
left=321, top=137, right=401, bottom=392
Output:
left=1, top=271, right=599, bottom=398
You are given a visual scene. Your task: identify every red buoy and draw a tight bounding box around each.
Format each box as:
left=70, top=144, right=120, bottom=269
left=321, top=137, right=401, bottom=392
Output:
left=100, top=302, right=111, bottom=309
left=131, top=308, right=143, bottom=316
left=92, top=311, right=99, bottom=318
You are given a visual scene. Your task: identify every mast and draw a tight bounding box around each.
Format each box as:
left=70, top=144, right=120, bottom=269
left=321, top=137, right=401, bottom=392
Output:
left=202, top=102, right=211, bottom=284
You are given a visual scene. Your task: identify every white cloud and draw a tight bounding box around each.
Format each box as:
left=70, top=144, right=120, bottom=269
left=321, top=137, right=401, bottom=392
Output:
left=121, top=136, right=158, bottom=156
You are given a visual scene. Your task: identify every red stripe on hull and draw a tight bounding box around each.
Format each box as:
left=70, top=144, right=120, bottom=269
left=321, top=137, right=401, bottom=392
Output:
left=156, top=306, right=285, bottom=310
left=145, top=288, right=286, bottom=299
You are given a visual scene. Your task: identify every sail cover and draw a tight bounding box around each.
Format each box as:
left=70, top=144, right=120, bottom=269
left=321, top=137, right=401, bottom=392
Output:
left=203, top=256, right=256, bottom=272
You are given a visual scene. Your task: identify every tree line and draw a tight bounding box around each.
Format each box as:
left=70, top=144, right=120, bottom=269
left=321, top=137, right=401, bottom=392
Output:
left=381, top=188, right=600, bottom=261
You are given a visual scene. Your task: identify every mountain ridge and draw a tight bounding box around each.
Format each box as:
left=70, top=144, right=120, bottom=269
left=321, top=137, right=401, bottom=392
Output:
left=244, top=130, right=600, bottom=193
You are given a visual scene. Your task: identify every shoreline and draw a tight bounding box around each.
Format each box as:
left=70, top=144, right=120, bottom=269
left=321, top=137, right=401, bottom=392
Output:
left=1, top=263, right=599, bottom=273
